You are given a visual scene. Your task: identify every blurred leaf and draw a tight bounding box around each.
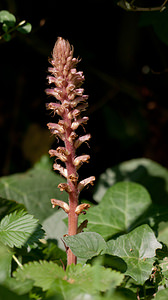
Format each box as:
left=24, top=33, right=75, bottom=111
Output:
left=140, top=9, right=168, bottom=46
left=155, top=288, right=168, bottom=299
left=47, top=264, right=124, bottom=299
left=158, top=222, right=168, bottom=245
left=63, top=232, right=107, bottom=260
left=0, top=10, right=16, bottom=27
left=14, top=260, right=65, bottom=291
left=0, top=210, right=44, bottom=248
left=42, top=210, right=68, bottom=250
left=0, top=243, right=12, bottom=284
left=17, top=22, right=32, bottom=34
left=0, top=167, right=68, bottom=222
left=4, top=278, right=33, bottom=295
left=0, top=197, right=25, bottom=221
left=93, top=158, right=168, bottom=205
left=2, top=23, right=8, bottom=32
left=3, top=33, right=11, bottom=41
left=33, top=155, right=52, bottom=171
left=105, top=224, right=162, bottom=284
left=66, top=264, right=124, bottom=294
left=0, top=285, right=30, bottom=300
left=80, top=182, right=151, bottom=240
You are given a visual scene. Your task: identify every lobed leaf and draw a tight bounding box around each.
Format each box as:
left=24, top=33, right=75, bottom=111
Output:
left=79, top=182, right=151, bottom=239
left=0, top=210, right=44, bottom=248
left=93, top=158, right=168, bottom=205
left=105, top=224, right=162, bottom=284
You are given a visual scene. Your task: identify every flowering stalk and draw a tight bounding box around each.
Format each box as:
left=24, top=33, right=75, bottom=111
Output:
left=46, top=37, right=95, bottom=265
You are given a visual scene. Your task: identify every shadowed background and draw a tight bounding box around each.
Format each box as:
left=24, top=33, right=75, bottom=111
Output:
left=1, top=0, right=168, bottom=194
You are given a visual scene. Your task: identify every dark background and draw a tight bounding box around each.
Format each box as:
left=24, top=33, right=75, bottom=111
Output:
left=1, top=0, right=168, bottom=186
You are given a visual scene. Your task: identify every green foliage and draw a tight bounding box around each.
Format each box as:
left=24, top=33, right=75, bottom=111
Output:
left=0, top=158, right=168, bottom=298
left=0, top=10, right=32, bottom=41
left=0, top=166, right=68, bottom=222
left=140, top=9, right=168, bottom=46
left=63, top=232, right=106, bottom=261
left=79, top=181, right=151, bottom=239
left=0, top=210, right=44, bottom=248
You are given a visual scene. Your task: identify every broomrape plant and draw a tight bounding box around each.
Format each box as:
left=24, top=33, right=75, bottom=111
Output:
left=45, top=37, right=95, bottom=265
left=1, top=36, right=168, bottom=300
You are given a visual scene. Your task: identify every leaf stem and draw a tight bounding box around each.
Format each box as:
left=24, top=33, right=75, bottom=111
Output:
left=12, top=254, right=23, bottom=269
left=0, top=20, right=26, bottom=40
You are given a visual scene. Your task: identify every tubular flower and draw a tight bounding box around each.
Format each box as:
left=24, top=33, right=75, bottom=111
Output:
left=46, top=37, right=95, bottom=265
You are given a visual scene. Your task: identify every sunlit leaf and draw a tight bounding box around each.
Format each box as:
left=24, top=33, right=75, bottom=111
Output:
left=80, top=182, right=151, bottom=239
left=17, top=22, right=32, bottom=34
left=0, top=210, right=44, bottom=248
left=0, top=10, right=16, bottom=27
left=63, top=232, right=106, bottom=260
left=105, top=224, right=162, bottom=284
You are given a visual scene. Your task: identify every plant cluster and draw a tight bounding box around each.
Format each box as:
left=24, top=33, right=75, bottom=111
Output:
left=1, top=35, right=168, bottom=300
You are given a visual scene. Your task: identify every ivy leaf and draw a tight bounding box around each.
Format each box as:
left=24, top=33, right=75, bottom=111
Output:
left=80, top=182, right=151, bottom=240
left=0, top=10, right=16, bottom=27
left=93, top=158, right=168, bottom=205
left=105, top=224, right=162, bottom=284
left=0, top=210, right=44, bottom=248
left=14, top=261, right=65, bottom=291
left=63, top=232, right=107, bottom=260
left=0, top=167, right=68, bottom=222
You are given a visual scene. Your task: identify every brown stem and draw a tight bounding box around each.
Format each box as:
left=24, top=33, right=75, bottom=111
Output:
left=64, top=110, right=78, bottom=265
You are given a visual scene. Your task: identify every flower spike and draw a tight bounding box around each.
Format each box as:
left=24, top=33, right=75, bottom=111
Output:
left=46, top=37, right=95, bottom=265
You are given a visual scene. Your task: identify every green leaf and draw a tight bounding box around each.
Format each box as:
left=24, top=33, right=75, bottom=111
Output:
left=14, top=260, right=65, bottom=291
left=0, top=167, right=68, bottom=222
left=63, top=232, right=107, bottom=260
left=80, top=182, right=151, bottom=239
left=0, top=10, right=16, bottom=27
left=155, top=288, right=168, bottom=300
left=0, top=210, right=44, bottom=248
left=4, top=278, right=33, bottom=295
left=42, top=210, right=68, bottom=250
left=93, top=158, right=168, bottom=205
left=3, top=33, right=11, bottom=41
left=66, top=264, right=124, bottom=294
left=0, top=197, right=25, bottom=221
left=0, top=285, right=30, bottom=300
left=47, top=264, right=124, bottom=299
left=140, top=10, right=168, bottom=46
left=0, top=243, right=13, bottom=283
left=17, top=22, right=32, bottom=34
left=105, top=224, right=162, bottom=284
